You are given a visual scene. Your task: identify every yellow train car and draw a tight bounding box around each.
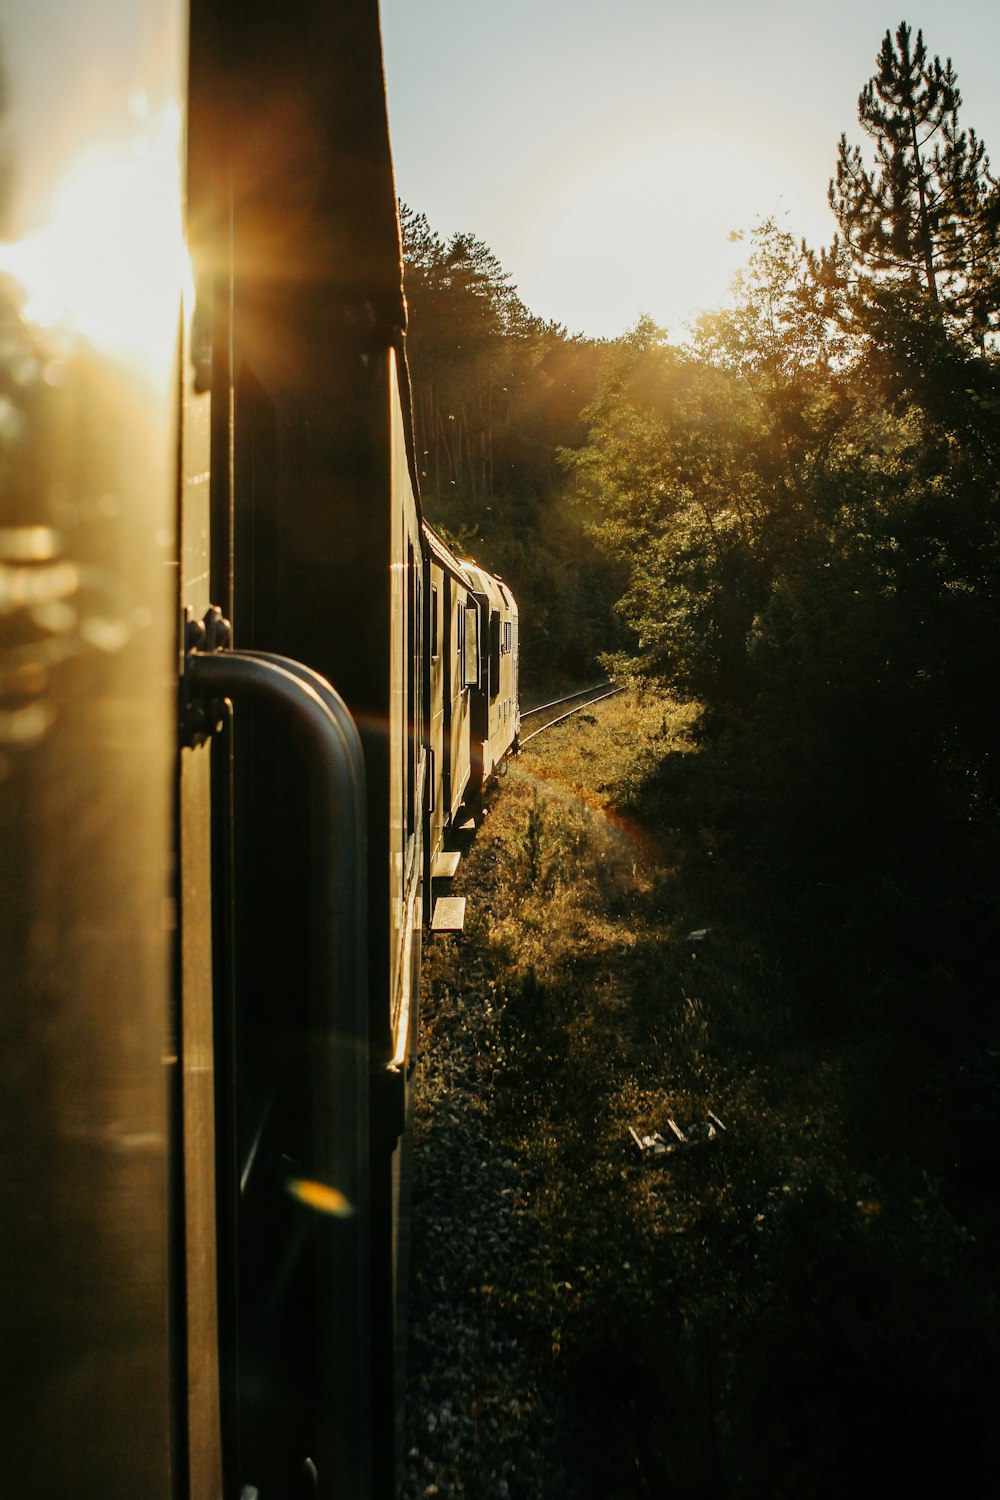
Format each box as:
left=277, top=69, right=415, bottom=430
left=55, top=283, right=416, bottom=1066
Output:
left=464, top=562, right=521, bottom=792
left=423, top=522, right=478, bottom=894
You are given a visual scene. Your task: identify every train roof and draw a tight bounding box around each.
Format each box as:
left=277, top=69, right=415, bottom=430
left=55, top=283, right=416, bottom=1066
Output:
left=422, top=522, right=476, bottom=588
left=460, top=561, right=518, bottom=618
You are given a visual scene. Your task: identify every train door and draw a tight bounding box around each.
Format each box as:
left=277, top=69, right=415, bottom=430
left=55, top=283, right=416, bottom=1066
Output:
left=183, top=7, right=375, bottom=1496
left=184, top=1, right=417, bottom=1495
left=0, top=1, right=186, bottom=1493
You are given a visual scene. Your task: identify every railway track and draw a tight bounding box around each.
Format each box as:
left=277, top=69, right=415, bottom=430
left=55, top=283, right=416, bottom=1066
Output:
left=518, top=681, right=622, bottom=746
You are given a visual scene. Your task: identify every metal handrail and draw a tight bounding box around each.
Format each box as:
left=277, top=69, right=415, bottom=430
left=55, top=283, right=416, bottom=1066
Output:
left=250, top=649, right=367, bottom=989
left=184, top=648, right=370, bottom=1500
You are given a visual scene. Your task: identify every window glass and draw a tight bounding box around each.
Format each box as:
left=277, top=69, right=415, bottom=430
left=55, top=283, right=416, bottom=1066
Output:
left=463, top=605, right=479, bottom=687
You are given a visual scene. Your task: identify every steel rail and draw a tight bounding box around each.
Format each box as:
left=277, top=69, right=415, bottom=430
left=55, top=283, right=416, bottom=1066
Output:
left=520, top=680, right=614, bottom=721
left=519, top=684, right=623, bottom=746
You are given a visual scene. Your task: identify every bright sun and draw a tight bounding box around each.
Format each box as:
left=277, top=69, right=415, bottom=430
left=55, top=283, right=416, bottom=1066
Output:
left=0, top=97, right=188, bottom=380
left=524, top=136, right=830, bottom=339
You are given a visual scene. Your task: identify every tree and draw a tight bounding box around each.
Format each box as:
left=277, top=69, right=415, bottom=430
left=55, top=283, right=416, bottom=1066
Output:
left=830, top=21, right=1000, bottom=348
left=399, top=204, right=618, bottom=689
left=400, top=203, right=546, bottom=503
left=567, top=223, right=860, bottom=707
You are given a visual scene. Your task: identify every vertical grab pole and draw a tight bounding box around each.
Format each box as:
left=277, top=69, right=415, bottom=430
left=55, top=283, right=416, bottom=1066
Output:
left=184, top=648, right=370, bottom=1500
left=249, top=653, right=367, bottom=995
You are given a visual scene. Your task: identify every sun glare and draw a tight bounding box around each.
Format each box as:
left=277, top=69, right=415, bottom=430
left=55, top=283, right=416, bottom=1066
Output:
left=0, top=99, right=187, bottom=380
left=524, top=135, right=830, bottom=338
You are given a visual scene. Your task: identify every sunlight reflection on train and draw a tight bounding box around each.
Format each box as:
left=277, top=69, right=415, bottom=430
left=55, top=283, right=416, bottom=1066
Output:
left=0, top=97, right=188, bottom=382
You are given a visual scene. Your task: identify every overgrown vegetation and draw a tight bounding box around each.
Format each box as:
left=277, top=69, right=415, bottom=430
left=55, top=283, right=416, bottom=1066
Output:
left=420, top=692, right=999, bottom=1497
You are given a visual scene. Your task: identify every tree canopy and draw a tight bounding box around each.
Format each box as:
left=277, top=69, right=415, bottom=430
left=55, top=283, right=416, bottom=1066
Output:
left=565, top=20, right=1000, bottom=940
left=400, top=202, right=624, bottom=689
left=830, top=20, right=1000, bottom=348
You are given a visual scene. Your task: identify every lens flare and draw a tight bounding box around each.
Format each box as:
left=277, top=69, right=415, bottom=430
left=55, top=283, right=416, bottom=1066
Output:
left=0, top=99, right=187, bottom=379
left=286, top=1176, right=355, bottom=1218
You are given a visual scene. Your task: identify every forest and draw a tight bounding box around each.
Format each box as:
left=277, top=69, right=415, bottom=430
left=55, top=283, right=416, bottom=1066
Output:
left=404, top=22, right=999, bottom=1491
left=398, top=203, right=622, bottom=690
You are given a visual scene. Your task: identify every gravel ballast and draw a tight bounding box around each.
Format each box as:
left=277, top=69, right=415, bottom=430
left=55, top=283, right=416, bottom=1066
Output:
left=401, top=939, right=571, bottom=1500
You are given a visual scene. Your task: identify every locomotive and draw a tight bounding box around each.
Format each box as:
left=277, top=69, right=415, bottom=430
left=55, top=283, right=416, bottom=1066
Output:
left=0, top=1, right=518, bottom=1496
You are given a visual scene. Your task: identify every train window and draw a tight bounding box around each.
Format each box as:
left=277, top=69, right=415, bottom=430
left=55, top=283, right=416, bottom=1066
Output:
left=489, top=609, right=501, bottom=698
left=463, top=605, right=479, bottom=688
left=407, top=542, right=416, bottom=839
left=430, top=584, right=439, bottom=659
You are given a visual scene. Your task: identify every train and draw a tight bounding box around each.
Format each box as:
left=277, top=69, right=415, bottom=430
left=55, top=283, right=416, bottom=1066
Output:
left=0, top=1, right=519, bottom=1497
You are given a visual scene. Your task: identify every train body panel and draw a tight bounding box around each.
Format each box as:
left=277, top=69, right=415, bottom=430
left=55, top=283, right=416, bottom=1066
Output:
left=186, top=0, right=420, bottom=1477
left=178, top=224, right=225, bottom=1499
left=464, top=563, right=521, bottom=790
left=423, top=523, right=476, bottom=885
left=0, top=2, right=185, bottom=1493
left=389, top=359, right=425, bottom=1067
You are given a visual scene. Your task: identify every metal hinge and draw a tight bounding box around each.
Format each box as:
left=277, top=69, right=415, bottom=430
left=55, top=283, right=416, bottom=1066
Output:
left=180, top=604, right=232, bottom=749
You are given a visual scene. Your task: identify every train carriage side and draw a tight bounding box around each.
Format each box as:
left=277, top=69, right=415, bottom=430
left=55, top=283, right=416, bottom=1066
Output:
left=184, top=1, right=427, bottom=1490
left=0, top=5, right=184, bottom=1494
left=423, top=521, right=476, bottom=896
left=464, top=563, right=520, bottom=791
left=497, top=579, right=521, bottom=753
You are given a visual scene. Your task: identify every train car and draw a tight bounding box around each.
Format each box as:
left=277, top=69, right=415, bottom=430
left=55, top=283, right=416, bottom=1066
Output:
left=186, top=8, right=429, bottom=1492
left=0, top=1, right=427, bottom=1497
left=422, top=521, right=478, bottom=905
left=0, top=7, right=187, bottom=1495
left=463, top=562, right=521, bottom=793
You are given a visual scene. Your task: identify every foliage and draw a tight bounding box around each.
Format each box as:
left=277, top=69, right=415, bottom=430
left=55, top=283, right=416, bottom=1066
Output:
left=401, top=204, right=542, bottom=504
left=567, top=18, right=1000, bottom=881
left=567, top=223, right=859, bottom=707
left=400, top=203, right=627, bottom=691
left=830, top=21, right=1000, bottom=349
left=561, top=21, right=1000, bottom=1317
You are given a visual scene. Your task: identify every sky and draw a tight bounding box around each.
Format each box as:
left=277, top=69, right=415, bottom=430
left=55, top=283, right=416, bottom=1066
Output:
left=380, top=1, right=1000, bottom=339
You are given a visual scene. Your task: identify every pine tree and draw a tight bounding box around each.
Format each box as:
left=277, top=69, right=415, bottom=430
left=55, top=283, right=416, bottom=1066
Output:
left=830, top=21, right=1000, bottom=347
